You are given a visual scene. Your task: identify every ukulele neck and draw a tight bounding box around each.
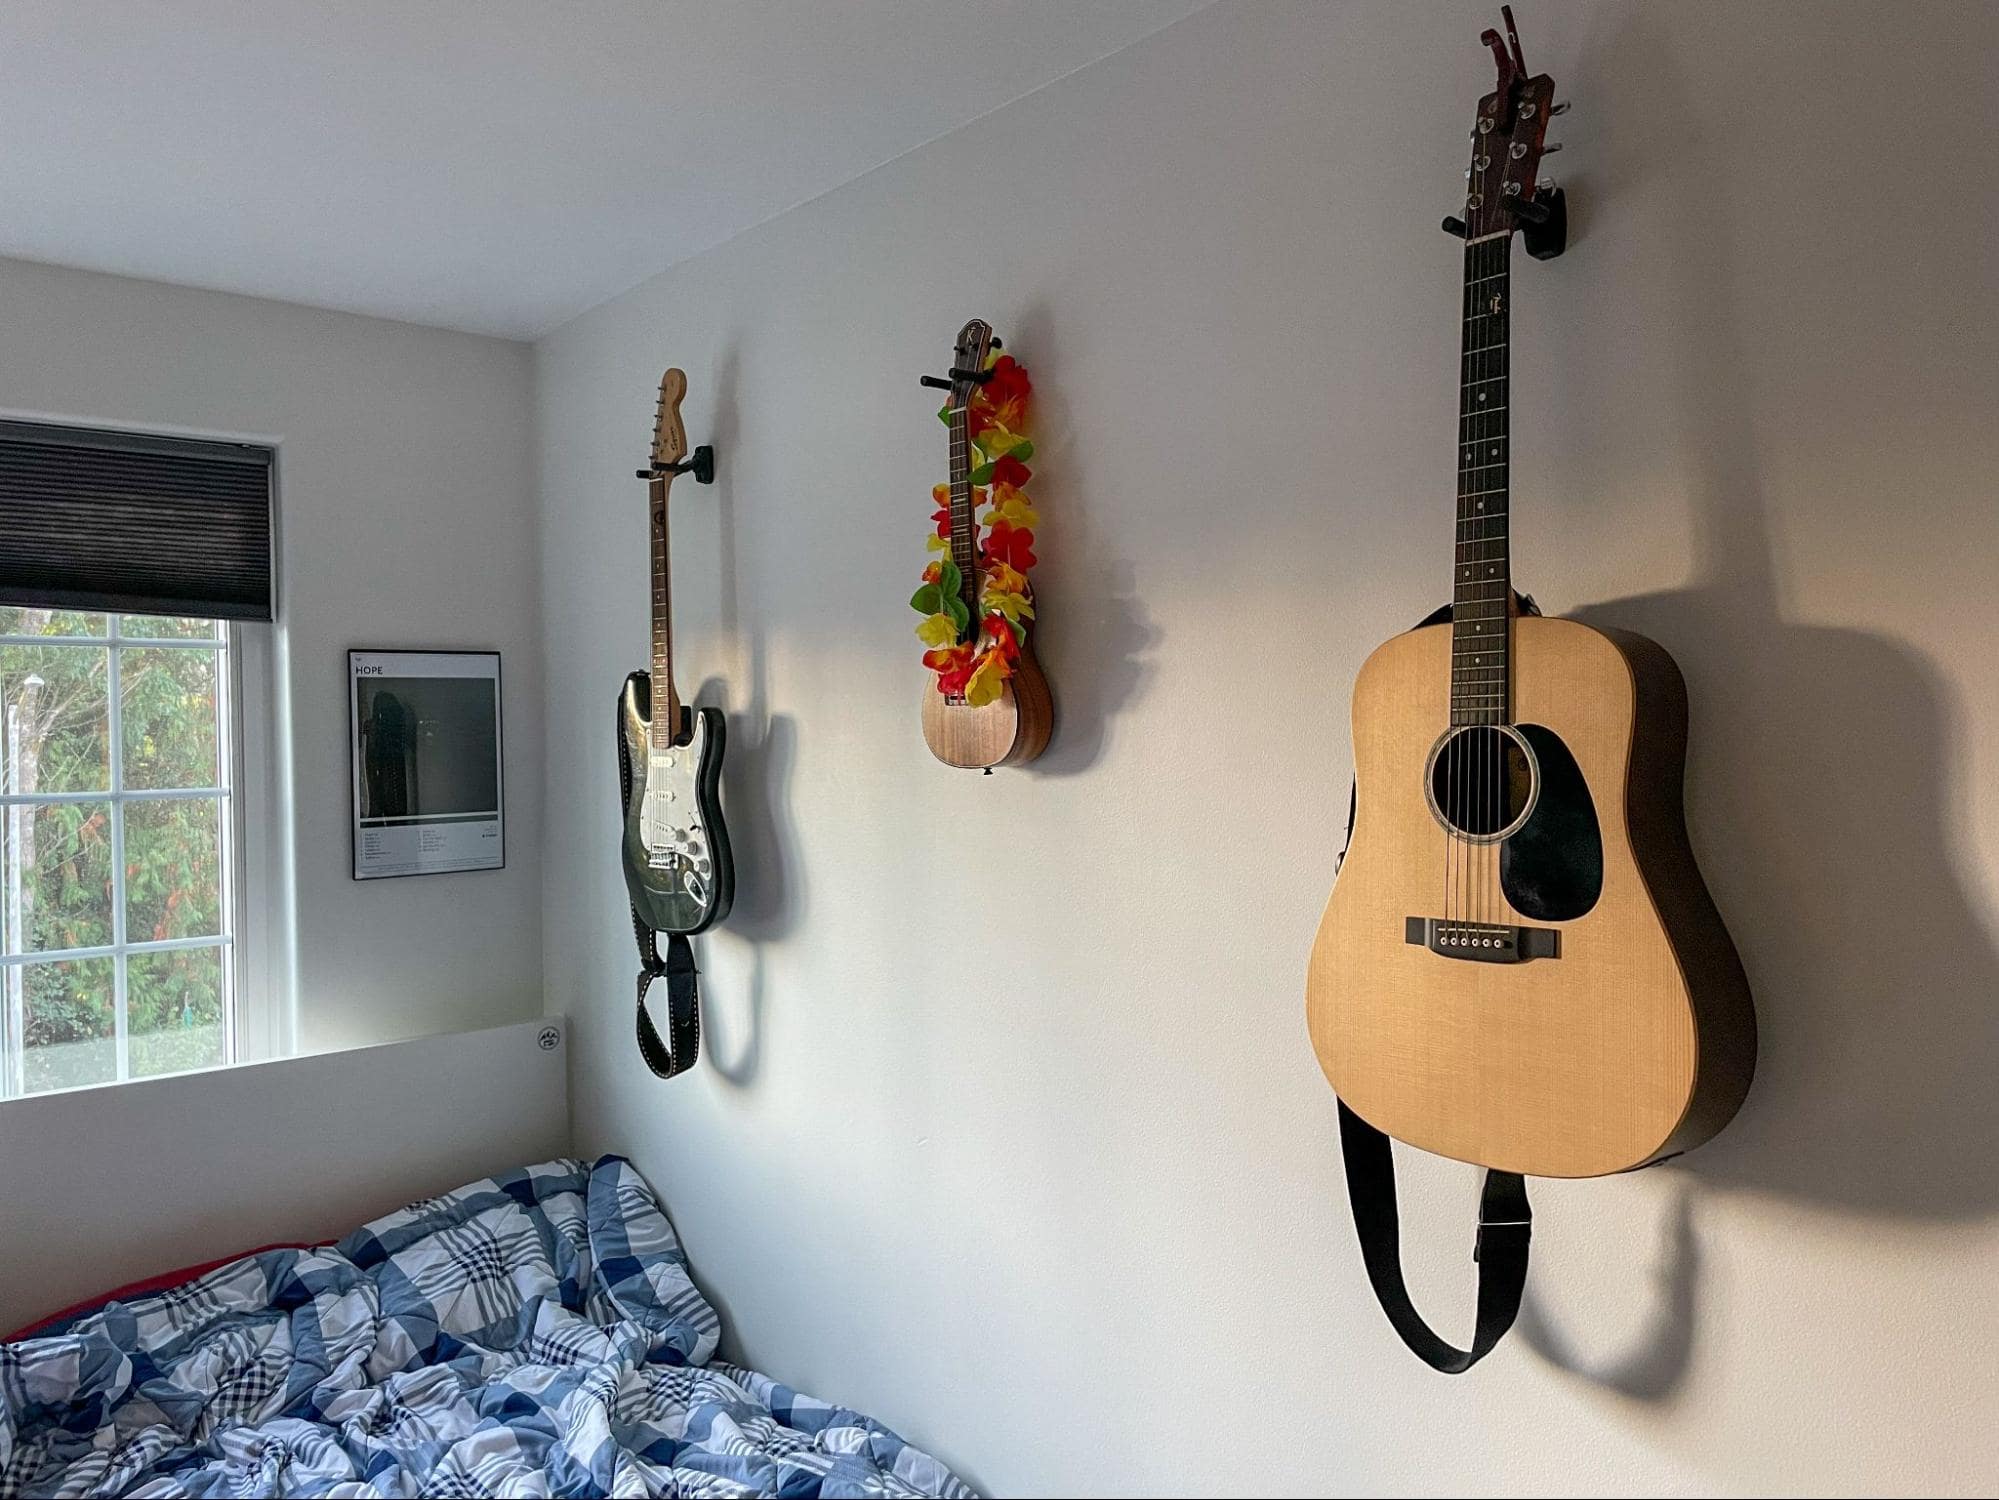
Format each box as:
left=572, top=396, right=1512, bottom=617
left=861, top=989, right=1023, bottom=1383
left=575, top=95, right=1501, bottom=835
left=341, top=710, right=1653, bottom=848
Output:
left=1451, top=229, right=1513, bottom=727
left=947, top=407, right=981, bottom=621
left=648, top=474, right=681, bottom=747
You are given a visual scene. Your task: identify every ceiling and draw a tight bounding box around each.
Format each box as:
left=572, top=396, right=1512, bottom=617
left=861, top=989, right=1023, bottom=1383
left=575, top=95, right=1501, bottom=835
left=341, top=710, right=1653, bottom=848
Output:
left=0, top=1, right=1206, bottom=339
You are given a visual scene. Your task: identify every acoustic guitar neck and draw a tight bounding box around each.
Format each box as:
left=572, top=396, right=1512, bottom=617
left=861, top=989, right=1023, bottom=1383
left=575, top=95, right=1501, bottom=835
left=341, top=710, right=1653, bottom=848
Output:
left=1453, top=229, right=1513, bottom=727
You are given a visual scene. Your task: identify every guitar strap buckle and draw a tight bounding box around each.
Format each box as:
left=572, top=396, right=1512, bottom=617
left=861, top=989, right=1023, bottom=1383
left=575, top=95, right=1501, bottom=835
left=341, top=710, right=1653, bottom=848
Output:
left=1473, top=1215, right=1532, bottom=1264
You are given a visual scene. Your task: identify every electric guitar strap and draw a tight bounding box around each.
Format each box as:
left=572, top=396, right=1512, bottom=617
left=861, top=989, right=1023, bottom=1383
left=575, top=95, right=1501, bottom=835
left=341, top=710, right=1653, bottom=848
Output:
left=1332, top=593, right=1539, bottom=1372
left=616, top=677, right=701, bottom=1080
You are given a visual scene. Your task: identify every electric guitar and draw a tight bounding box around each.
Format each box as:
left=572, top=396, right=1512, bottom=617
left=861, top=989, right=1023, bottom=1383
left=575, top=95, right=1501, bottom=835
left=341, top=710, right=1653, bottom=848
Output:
left=919, top=319, right=1053, bottom=770
left=1305, top=22, right=1754, bottom=1179
left=619, top=369, right=733, bottom=934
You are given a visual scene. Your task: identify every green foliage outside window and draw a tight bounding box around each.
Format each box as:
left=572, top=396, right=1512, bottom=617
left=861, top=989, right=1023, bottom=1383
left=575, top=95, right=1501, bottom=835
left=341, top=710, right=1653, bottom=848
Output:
left=2, top=608, right=228, bottom=1093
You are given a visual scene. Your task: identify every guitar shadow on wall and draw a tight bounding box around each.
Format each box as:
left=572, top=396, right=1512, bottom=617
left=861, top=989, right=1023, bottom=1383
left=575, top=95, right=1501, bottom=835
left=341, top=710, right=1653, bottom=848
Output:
left=1518, top=1190, right=1697, bottom=1402
left=1005, top=301, right=1160, bottom=776
left=1515, top=3, right=1999, bottom=1398
left=692, top=340, right=803, bottom=1089
left=1562, top=6, right=1999, bottom=1231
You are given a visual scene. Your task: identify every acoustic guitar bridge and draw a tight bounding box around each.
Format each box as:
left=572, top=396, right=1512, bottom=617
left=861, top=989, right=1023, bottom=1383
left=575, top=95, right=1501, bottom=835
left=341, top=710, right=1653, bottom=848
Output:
left=1404, top=917, right=1559, bottom=963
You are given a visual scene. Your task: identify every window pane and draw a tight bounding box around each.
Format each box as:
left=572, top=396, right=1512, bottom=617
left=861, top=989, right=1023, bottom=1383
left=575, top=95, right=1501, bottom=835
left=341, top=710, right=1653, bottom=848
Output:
left=2, top=644, right=111, bottom=794
left=118, top=615, right=222, bottom=641
left=124, top=797, right=223, bottom=941
left=18, top=955, right=117, bottom=1093
left=0, top=608, right=106, bottom=637
left=2, top=800, right=114, bottom=954
left=122, top=646, right=221, bottom=790
left=130, top=945, right=225, bottom=1079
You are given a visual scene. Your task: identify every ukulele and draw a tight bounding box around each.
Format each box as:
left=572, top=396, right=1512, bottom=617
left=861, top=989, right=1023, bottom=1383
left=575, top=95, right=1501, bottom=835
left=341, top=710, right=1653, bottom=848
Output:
left=918, top=319, right=1052, bottom=770
left=619, top=369, right=733, bottom=935
left=1305, top=15, right=1754, bottom=1180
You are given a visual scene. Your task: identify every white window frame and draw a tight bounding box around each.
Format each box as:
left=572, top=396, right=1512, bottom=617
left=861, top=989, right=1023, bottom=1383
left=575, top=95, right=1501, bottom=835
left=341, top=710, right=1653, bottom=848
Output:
left=0, top=615, right=287, bottom=1096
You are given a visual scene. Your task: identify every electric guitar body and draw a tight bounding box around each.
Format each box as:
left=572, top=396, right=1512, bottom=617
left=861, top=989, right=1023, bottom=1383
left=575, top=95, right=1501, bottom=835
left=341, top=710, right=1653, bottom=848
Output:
left=1307, top=613, right=1754, bottom=1178
left=1305, top=24, right=1753, bottom=1182
left=621, top=679, right=733, bottom=935
left=618, top=368, right=734, bottom=936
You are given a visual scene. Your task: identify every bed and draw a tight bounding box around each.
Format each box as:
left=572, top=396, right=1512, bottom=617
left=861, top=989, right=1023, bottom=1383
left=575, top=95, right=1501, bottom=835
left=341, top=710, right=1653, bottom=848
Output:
left=0, top=1157, right=972, bottom=1498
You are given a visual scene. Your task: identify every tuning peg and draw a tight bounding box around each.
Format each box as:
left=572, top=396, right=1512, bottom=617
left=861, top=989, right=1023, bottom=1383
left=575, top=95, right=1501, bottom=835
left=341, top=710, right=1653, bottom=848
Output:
left=1541, top=142, right=1563, bottom=155
left=1441, top=215, right=1469, bottom=239
left=1550, top=100, right=1571, bottom=116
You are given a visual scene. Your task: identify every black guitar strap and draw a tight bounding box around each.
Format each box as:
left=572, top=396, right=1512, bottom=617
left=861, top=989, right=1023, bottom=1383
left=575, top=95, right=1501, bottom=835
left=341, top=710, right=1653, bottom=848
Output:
left=1337, top=1102, right=1531, bottom=1372
left=1332, top=592, right=1540, bottom=1371
left=617, top=676, right=700, bottom=1080
left=632, top=918, right=701, bottom=1081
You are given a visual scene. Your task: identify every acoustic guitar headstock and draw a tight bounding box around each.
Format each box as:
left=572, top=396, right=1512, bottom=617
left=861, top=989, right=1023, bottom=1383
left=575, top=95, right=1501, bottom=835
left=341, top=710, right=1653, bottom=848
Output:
left=1454, top=5, right=1568, bottom=256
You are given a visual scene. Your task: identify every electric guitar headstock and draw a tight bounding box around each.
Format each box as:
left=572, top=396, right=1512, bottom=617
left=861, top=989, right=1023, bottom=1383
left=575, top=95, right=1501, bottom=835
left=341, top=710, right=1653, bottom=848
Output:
left=651, top=367, right=690, bottom=477
left=1450, top=5, right=1568, bottom=258
left=640, top=367, right=714, bottom=486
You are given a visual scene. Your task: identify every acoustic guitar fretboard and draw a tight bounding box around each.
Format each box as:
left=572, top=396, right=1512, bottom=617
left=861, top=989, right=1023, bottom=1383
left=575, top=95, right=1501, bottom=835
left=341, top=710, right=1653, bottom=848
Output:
left=1451, top=230, right=1512, bottom=726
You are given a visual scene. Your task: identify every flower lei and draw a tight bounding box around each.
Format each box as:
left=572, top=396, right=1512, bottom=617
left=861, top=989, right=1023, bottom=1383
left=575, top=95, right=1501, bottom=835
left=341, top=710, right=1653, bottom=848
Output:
left=909, top=351, right=1037, bottom=706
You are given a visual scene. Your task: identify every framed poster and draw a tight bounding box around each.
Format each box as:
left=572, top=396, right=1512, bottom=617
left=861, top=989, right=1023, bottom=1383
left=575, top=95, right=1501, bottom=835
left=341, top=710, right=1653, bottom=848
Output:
left=348, top=650, right=505, bottom=879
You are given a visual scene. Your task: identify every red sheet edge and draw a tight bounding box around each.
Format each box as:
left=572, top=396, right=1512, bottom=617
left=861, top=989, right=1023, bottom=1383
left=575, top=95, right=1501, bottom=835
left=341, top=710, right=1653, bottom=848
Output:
left=4, top=1241, right=310, bottom=1342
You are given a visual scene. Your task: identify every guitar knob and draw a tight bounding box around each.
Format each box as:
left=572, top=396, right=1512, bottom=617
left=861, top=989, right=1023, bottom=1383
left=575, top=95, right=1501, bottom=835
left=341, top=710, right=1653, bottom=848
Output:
left=1550, top=99, right=1571, bottom=116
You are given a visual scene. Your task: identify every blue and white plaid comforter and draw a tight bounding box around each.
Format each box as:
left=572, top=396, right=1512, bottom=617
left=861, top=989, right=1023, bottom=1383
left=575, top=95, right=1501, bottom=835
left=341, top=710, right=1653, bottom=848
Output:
left=0, top=1157, right=971, bottom=1498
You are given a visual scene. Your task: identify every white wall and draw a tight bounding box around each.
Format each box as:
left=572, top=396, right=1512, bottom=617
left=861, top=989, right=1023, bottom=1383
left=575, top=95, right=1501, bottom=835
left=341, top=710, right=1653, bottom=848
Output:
left=0, top=257, right=541, bottom=1051
left=0, top=1018, right=569, bottom=1334
left=534, top=3, right=1999, bottom=1494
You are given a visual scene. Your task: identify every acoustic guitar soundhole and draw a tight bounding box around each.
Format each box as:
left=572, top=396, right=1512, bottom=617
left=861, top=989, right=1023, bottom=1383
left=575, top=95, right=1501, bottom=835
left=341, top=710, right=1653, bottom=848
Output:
left=1426, top=724, right=1537, bottom=842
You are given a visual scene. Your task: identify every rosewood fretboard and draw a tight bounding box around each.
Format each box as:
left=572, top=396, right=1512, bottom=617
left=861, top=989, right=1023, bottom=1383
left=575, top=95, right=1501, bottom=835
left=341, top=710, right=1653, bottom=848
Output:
left=946, top=406, right=980, bottom=620
left=648, top=476, right=679, bottom=749
left=1451, top=230, right=1513, bottom=727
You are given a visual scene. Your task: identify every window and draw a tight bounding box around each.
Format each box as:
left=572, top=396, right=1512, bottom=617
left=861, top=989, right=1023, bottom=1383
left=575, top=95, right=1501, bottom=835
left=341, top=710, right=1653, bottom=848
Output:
left=1, top=609, right=266, bottom=1096
left=0, top=418, right=280, bottom=1098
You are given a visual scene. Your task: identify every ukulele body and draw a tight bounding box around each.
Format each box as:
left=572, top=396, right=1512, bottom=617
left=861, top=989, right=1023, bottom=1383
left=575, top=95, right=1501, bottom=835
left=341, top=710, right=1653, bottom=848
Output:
left=1306, top=614, right=1754, bottom=1178
left=920, top=647, right=1053, bottom=770
left=620, top=671, right=734, bottom=935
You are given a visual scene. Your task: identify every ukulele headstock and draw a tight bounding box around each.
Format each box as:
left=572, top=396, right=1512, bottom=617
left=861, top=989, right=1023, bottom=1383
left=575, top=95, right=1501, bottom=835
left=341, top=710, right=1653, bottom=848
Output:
left=948, top=320, right=995, bottom=410
left=919, top=319, right=998, bottom=409
left=1459, top=5, right=1566, bottom=247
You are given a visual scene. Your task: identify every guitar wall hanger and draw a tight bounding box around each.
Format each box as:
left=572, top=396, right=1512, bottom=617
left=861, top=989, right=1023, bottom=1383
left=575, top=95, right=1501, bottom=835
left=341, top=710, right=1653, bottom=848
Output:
left=636, top=444, right=715, bottom=485
left=918, top=336, right=1004, bottom=392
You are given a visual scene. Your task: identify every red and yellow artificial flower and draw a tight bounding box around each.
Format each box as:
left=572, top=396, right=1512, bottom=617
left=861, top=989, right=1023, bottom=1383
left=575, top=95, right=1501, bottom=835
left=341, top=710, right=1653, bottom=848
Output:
left=912, top=346, right=1042, bottom=699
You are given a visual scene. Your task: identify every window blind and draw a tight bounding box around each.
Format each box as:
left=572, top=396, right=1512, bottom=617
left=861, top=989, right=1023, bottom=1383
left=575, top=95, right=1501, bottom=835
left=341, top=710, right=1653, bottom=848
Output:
left=0, top=419, right=275, bottom=621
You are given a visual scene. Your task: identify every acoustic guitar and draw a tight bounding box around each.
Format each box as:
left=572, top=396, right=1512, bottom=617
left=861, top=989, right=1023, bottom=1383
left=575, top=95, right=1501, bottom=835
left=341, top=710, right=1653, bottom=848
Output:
left=918, top=319, right=1052, bottom=770
left=619, top=369, right=734, bottom=935
left=1305, top=21, right=1754, bottom=1181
